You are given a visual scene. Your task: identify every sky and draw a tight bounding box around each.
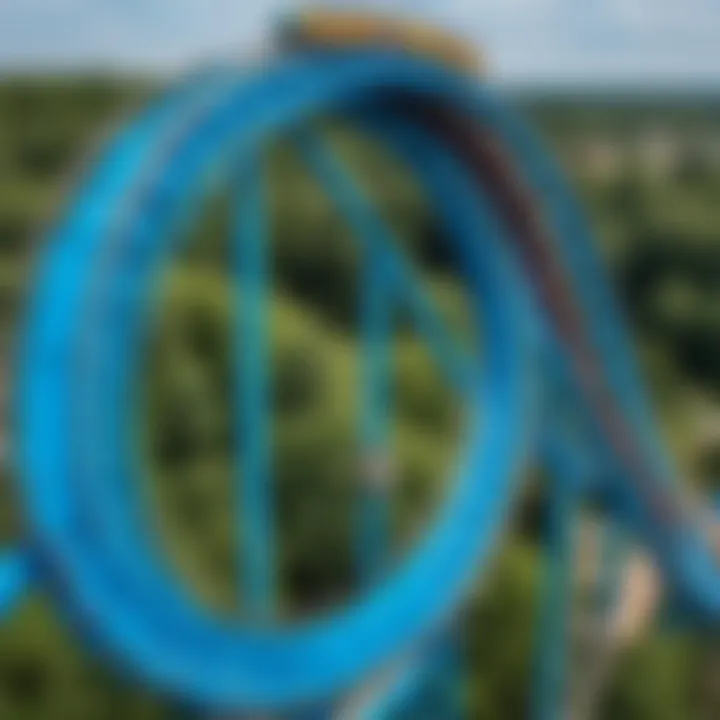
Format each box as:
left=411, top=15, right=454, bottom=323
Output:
left=0, top=0, right=719, bottom=86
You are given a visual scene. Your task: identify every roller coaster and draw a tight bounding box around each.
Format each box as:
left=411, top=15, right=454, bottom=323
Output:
left=0, top=10, right=718, bottom=719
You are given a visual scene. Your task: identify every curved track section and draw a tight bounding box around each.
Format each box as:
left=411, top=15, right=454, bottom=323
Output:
left=5, top=49, right=719, bottom=712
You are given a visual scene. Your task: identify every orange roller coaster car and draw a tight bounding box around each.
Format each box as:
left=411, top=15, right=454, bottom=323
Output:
left=279, top=9, right=482, bottom=75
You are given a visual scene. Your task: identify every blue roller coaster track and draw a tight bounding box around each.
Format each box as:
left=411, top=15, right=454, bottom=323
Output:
left=0, top=15, right=717, bottom=718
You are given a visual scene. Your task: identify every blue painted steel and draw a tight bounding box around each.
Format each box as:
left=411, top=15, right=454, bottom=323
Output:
left=296, top=132, right=473, bottom=392
left=235, top=151, right=275, bottom=619
left=297, top=130, right=473, bottom=588
left=356, top=157, right=394, bottom=584
left=0, top=552, right=29, bottom=617
left=332, top=115, right=509, bottom=719
left=6, top=44, right=719, bottom=717
left=294, top=132, right=397, bottom=584
left=532, top=437, right=581, bottom=720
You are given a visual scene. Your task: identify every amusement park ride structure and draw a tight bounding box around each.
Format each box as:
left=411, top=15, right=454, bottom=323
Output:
left=0, top=9, right=718, bottom=719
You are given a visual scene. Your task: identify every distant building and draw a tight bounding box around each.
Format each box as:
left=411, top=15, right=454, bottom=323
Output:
left=698, top=135, right=720, bottom=167
left=570, top=137, right=625, bottom=182
left=635, top=128, right=681, bottom=179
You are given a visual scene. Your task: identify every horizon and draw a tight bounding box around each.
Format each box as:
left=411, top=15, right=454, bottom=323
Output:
left=2, top=68, right=719, bottom=100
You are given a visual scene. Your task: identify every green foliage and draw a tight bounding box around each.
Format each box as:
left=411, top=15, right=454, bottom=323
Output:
left=602, top=635, right=696, bottom=720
